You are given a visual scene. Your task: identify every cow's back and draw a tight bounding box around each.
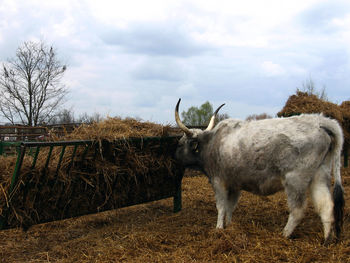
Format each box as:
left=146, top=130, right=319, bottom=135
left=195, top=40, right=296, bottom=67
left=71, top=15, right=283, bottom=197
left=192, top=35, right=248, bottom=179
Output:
left=203, top=114, right=332, bottom=195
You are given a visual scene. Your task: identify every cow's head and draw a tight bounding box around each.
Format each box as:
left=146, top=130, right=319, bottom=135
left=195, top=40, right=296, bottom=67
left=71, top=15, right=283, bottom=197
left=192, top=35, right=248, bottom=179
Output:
left=174, top=98, right=224, bottom=169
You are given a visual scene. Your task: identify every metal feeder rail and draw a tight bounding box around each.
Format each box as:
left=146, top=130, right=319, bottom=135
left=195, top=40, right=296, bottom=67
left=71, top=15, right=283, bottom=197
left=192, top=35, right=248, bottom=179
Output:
left=0, top=137, right=184, bottom=230
left=0, top=140, right=92, bottom=229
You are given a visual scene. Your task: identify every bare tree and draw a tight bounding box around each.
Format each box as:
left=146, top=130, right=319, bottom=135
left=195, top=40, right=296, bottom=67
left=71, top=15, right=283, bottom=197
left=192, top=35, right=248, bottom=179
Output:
left=49, top=108, right=75, bottom=124
left=77, top=112, right=104, bottom=124
left=217, top=113, right=230, bottom=122
left=299, top=77, right=328, bottom=101
left=246, top=113, right=273, bottom=121
left=0, top=41, right=67, bottom=126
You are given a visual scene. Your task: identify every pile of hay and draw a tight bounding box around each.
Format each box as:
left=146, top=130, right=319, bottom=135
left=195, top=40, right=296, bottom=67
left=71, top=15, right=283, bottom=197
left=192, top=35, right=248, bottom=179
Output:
left=0, top=118, right=183, bottom=229
left=278, top=91, right=350, bottom=145
left=277, top=91, right=343, bottom=121
left=340, top=101, right=350, bottom=143
left=59, top=117, right=171, bottom=141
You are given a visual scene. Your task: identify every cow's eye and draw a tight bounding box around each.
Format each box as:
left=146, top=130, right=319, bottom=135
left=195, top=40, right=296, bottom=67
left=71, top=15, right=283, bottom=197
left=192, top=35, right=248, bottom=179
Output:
left=190, top=140, right=199, bottom=152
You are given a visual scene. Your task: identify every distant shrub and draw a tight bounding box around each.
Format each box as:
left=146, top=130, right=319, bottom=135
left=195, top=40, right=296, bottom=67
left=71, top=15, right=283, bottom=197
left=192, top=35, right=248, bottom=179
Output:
left=245, top=113, right=272, bottom=121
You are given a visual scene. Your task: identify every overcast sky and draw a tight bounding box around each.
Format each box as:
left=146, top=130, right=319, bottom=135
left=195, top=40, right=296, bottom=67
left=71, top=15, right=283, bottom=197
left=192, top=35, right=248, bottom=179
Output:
left=1, top=0, right=350, bottom=124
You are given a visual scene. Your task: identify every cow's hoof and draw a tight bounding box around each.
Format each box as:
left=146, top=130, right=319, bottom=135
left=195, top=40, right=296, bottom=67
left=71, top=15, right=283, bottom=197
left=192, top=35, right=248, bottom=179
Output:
left=322, top=236, right=334, bottom=246
left=285, top=233, right=300, bottom=240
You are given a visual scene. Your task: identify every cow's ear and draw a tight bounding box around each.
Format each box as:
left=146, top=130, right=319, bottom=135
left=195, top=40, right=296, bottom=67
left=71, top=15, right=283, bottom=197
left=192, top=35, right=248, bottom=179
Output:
left=190, top=139, right=199, bottom=152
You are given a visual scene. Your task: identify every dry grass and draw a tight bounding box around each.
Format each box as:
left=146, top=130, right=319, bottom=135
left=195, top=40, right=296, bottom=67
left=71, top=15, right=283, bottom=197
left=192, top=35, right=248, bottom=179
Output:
left=1, top=168, right=350, bottom=263
left=59, top=117, right=169, bottom=141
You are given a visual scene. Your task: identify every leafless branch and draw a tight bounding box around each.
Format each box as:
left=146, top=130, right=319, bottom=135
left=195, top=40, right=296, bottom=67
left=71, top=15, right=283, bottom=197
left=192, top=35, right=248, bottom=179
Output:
left=0, top=40, right=67, bottom=126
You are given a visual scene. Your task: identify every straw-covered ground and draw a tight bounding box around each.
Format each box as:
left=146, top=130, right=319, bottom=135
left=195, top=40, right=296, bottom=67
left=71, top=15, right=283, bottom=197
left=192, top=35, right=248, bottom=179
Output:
left=0, top=167, right=349, bottom=263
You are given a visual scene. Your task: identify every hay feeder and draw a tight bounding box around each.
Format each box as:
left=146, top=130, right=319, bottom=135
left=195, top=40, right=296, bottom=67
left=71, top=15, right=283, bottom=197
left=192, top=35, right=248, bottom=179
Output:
left=0, top=136, right=184, bottom=230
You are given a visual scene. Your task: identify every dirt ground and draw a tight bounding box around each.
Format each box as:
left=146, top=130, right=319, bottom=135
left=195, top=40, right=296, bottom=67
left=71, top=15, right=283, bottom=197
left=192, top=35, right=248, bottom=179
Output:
left=1, top=168, right=350, bottom=263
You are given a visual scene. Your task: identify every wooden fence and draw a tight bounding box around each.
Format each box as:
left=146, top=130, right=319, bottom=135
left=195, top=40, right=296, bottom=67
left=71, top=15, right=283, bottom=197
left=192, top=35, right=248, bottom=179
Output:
left=0, top=123, right=81, bottom=142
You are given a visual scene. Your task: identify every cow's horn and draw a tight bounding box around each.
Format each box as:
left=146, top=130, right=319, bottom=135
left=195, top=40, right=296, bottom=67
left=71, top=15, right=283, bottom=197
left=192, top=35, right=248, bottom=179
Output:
left=205, top=103, right=225, bottom=131
left=175, top=98, right=193, bottom=137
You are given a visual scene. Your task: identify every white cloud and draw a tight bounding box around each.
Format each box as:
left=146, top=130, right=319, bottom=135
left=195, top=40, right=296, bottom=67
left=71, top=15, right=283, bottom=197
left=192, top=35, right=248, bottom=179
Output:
left=1, top=0, right=350, bottom=124
left=132, top=57, right=188, bottom=81
left=261, top=61, right=285, bottom=76
left=176, top=83, right=198, bottom=97
left=100, top=21, right=209, bottom=57
left=85, top=0, right=175, bottom=26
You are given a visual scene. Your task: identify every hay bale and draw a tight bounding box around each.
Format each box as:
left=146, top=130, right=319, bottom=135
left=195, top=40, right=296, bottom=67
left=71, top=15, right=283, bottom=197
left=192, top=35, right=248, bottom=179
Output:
left=278, top=91, right=350, bottom=145
left=0, top=118, right=182, bottom=229
left=60, top=117, right=170, bottom=141
left=277, top=91, right=343, bottom=122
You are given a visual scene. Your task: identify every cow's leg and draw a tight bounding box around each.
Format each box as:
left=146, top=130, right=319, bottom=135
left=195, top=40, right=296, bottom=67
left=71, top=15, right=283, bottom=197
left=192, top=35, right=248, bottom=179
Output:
left=283, top=201, right=307, bottom=238
left=212, top=177, right=228, bottom=229
left=310, top=166, right=334, bottom=242
left=283, top=172, right=308, bottom=238
left=224, top=190, right=240, bottom=227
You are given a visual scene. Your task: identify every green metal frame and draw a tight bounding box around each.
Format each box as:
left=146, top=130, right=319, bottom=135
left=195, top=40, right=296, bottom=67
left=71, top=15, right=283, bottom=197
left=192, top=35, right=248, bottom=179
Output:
left=0, top=137, right=184, bottom=230
left=0, top=140, right=92, bottom=229
left=101, top=136, right=184, bottom=212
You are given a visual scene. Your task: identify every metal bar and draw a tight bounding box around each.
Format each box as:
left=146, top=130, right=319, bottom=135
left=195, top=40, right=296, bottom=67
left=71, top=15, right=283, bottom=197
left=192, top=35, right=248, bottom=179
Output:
left=15, top=145, right=21, bottom=155
left=9, top=145, right=26, bottom=194
left=66, top=145, right=78, bottom=173
left=45, top=146, right=54, bottom=170
left=21, top=140, right=92, bottom=148
left=56, top=145, right=67, bottom=174
left=173, top=167, right=184, bottom=213
left=0, top=145, right=27, bottom=230
left=31, top=147, right=40, bottom=169
left=81, top=143, right=90, bottom=161
left=173, top=182, right=182, bottom=213
left=124, top=136, right=181, bottom=143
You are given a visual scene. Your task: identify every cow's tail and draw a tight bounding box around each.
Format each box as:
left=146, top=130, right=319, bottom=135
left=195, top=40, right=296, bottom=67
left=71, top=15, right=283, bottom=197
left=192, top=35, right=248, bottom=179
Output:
left=320, top=117, right=344, bottom=239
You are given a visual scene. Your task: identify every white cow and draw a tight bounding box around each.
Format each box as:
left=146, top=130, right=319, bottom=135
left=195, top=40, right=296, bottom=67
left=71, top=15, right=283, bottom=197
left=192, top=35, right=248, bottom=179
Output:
left=175, top=99, right=344, bottom=244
